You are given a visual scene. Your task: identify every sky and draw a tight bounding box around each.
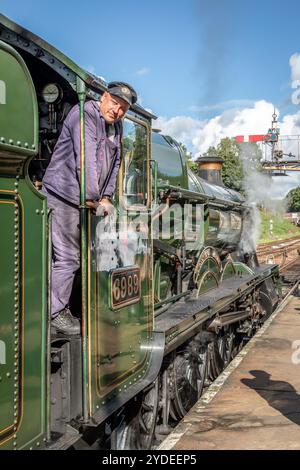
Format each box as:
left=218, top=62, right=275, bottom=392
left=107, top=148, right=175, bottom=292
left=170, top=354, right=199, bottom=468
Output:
left=2, top=0, right=300, bottom=198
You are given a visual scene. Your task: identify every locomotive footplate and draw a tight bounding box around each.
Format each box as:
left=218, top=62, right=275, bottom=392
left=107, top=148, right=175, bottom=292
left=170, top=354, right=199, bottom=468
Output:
left=155, top=264, right=279, bottom=353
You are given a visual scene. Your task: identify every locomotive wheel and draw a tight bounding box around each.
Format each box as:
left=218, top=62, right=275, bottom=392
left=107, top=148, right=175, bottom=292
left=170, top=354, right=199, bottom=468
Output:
left=207, top=340, right=223, bottom=381
left=170, top=348, right=208, bottom=420
left=217, top=327, right=235, bottom=367
left=110, top=379, right=159, bottom=450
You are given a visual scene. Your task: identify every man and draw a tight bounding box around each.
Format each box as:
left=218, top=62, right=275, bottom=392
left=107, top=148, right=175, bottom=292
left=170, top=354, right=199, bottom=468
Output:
left=42, top=81, right=137, bottom=335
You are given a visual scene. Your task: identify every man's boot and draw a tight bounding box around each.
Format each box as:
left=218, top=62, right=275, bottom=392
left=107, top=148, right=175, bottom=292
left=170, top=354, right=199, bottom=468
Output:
left=51, top=307, right=80, bottom=335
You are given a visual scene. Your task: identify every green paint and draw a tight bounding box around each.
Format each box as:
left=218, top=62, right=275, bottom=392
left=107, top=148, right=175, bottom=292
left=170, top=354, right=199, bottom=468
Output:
left=0, top=41, right=38, bottom=157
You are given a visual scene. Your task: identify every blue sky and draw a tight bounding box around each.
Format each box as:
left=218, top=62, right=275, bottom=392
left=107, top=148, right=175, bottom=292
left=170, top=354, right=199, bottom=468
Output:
left=2, top=0, right=300, bottom=201
left=2, top=0, right=300, bottom=119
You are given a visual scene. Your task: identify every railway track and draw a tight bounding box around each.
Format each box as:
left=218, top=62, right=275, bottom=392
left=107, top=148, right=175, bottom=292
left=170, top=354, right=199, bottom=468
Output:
left=257, top=236, right=300, bottom=267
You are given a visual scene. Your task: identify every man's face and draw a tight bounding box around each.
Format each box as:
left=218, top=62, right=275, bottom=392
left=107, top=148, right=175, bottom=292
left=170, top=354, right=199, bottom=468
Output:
left=100, top=91, right=130, bottom=124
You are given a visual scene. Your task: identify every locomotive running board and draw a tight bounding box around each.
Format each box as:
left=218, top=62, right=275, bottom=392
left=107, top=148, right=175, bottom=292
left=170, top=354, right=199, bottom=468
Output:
left=155, top=264, right=279, bottom=355
left=87, top=331, right=165, bottom=427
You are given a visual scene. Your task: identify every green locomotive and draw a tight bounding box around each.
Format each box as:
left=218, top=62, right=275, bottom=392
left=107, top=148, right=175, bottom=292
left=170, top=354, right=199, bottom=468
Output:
left=0, top=14, right=280, bottom=450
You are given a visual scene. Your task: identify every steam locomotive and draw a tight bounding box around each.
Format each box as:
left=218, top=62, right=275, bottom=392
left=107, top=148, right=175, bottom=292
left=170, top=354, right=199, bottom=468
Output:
left=0, top=14, right=280, bottom=450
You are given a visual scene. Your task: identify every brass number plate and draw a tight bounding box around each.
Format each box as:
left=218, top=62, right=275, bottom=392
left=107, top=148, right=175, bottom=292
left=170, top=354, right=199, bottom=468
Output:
left=110, top=266, right=141, bottom=309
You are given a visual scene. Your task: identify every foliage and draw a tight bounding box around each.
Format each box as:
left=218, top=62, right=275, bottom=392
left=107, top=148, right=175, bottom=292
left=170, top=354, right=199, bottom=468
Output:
left=286, top=187, right=300, bottom=212
left=258, top=209, right=300, bottom=243
left=202, top=138, right=263, bottom=193
left=178, top=142, right=197, bottom=171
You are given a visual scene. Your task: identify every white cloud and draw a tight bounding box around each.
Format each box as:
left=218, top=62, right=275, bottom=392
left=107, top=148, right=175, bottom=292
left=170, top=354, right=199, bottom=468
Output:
left=156, top=100, right=275, bottom=155
left=155, top=115, right=203, bottom=146
left=136, top=67, right=151, bottom=76
left=155, top=101, right=300, bottom=199
left=193, top=100, right=277, bottom=155
left=290, top=53, right=300, bottom=86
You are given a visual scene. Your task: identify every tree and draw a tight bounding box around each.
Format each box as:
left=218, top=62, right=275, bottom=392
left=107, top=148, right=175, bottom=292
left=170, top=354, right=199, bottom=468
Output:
left=286, top=187, right=300, bottom=212
left=201, top=138, right=263, bottom=193
left=178, top=142, right=197, bottom=171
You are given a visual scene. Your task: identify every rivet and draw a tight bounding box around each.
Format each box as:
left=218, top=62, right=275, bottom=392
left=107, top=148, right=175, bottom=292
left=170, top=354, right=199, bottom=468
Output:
left=14, top=354, right=18, bottom=359
left=0, top=377, right=2, bottom=382
left=0, top=137, right=5, bottom=143
left=14, top=189, right=18, bottom=194
left=6, top=372, right=11, bottom=378
left=14, top=426, right=17, bottom=431
left=17, top=141, right=21, bottom=146
left=101, top=401, right=105, bottom=405
left=36, top=209, right=40, bottom=214
left=36, top=442, right=40, bottom=447
left=29, top=447, right=33, bottom=451
left=96, top=405, right=99, bottom=410
left=16, top=175, right=20, bottom=180
left=9, top=139, right=14, bottom=145
left=32, top=144, right=35, bottom=149
left=24, top=143, right=28, bottom=148
left=14, top=411, right=17, bottom=417
left=14, top=434, right=17, bottom=438
left=14, top=182, right=18, bottom=187
left=14, top=362, right=18, bottom=367
left=13, top=441, right=17, bottom=447
left=15, top=326, right=18, bottom=331
left=14, top=196, right=18, bottom=200
left=14, top=346, right=18, bottom=352
left=41, top=210, right=44, bottom=215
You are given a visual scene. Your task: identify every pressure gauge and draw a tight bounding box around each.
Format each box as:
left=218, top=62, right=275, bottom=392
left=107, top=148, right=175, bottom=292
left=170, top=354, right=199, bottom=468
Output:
left=41, top=83, right=61, bottom=104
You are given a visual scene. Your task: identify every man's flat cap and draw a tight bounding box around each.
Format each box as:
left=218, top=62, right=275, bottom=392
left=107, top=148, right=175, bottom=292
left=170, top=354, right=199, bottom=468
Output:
left=107, top=81, right=137, bottom=106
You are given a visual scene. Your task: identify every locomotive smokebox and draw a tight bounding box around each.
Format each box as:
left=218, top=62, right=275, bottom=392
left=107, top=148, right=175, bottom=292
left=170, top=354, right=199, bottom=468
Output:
left=196, top=155, right=224, bottom=186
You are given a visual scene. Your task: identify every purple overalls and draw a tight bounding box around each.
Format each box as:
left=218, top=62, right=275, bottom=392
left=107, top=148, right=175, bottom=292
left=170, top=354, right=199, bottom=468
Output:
left=42, top=100, right=122, bottom=316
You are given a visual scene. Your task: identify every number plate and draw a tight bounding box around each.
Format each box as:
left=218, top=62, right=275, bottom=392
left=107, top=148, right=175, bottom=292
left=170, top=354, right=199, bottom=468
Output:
left=110, top=266, right=141, bottom=310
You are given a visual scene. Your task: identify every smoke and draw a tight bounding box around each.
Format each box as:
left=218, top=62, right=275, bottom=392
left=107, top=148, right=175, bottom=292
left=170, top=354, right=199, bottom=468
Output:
left=238, top=144, right=287, bottom=254
left=195, top=0, right=235, bottom=108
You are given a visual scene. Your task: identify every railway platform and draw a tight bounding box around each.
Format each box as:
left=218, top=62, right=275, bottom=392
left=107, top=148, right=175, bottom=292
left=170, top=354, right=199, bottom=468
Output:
left=159, top=292, right=300, bottom=450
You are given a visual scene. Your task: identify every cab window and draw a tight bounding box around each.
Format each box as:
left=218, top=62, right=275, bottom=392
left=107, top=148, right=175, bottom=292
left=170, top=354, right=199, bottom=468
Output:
left=122, top=119, right=148, bottom=207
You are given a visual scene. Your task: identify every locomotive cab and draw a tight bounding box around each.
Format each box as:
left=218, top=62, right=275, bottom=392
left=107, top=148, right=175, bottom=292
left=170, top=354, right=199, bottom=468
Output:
left=0, top=14, right=162, bottom=449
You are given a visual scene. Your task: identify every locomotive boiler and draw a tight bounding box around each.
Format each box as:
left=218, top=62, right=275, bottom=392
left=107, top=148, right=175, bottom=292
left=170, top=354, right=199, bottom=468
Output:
left=0, top=14, right=280, bottom=450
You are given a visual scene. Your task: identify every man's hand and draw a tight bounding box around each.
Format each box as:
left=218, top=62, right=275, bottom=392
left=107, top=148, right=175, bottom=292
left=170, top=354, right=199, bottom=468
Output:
left=85, top=199, right=99, bottom=213
left=96, top=197, right=114, bottom=217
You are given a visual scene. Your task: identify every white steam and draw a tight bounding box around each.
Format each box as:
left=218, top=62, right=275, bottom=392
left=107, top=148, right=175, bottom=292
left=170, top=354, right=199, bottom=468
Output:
left=238, top=145, right=287, bottom=254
